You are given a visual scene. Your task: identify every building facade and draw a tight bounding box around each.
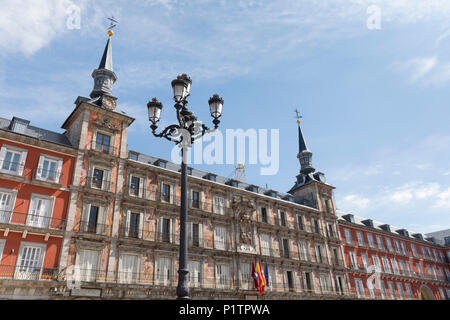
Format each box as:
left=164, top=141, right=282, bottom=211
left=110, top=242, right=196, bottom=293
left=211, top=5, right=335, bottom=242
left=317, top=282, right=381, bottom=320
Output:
left=0, top=33, right=448, bottom=300
left=338, top=213, right=450, bottom=300
left=0, top=116, right=76, bottom=298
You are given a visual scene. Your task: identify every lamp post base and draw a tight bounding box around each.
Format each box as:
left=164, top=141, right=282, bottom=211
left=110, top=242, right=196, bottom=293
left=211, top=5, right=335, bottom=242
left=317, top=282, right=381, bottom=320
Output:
left=176, top=268, right=190, bottom=300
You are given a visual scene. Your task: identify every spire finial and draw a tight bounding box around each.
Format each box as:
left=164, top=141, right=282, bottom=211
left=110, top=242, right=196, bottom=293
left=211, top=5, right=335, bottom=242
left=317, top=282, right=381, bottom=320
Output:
left=295, top=108, right=302, bottom=124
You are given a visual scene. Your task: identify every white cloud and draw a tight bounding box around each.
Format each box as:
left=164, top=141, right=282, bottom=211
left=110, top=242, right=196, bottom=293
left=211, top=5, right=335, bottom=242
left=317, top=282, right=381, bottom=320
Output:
left=339, top=194, right=371, bottom=211
left=434, top=187, right=450, bottom=208
left=390, top=189, right=413, bottom=205
left=391, top=57, right=438, bottom=83
left=415, top=182, right=440, bottom=199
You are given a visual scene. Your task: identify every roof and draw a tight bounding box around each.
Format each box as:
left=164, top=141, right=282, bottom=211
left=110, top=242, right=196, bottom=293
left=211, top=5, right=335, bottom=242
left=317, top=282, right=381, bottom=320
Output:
left=298, top=123, right=309, bottom=152
left=425, top=229, right=450, bottom=246
left=128, top=150, right=319, bottom=210
left=98, top=37, right=113, bottom=71
left=0, top=116, right=73, bottom=147
left=336, top=210, right=445, bottom=246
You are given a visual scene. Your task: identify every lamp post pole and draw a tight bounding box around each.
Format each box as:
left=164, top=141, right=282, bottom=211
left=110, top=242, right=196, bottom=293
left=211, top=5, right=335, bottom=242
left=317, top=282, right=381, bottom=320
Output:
left=146, top=74, right=224, bottom=300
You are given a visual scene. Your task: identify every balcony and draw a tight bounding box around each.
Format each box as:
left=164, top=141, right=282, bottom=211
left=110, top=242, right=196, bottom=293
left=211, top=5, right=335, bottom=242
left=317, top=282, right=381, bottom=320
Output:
left=0, top=210, right=66, bottom=230
left=78, top=220, right=108, bottom=235
left=0, top=264, right=58, bottom=281
left=32, top=166, right=64, bottom=185
left=89, top=138, right=119, bottom=157
left=83, top=176, right=115, bottom=193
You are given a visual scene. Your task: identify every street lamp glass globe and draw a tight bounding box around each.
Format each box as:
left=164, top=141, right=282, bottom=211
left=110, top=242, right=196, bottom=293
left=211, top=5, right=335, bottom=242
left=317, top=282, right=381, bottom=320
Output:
left=208, top=94, right=224, bottom=118
left=147, top=98, right=163, bottom=123
left=171, top=78, right=187, bottom=102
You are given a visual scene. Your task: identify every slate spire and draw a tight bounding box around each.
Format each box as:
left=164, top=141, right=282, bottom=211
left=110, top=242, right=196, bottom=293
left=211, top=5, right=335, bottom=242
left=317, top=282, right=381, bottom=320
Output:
left=296, top=120, right=315, bottom=174
left=89, top=34, right=117, bottom=100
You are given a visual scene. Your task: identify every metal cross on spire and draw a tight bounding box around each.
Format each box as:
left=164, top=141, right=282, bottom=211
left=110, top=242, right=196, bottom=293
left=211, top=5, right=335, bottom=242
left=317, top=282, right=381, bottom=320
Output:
left=107, top=16, right=118, bottom=30
left=294, top=108, right=302, bottom=123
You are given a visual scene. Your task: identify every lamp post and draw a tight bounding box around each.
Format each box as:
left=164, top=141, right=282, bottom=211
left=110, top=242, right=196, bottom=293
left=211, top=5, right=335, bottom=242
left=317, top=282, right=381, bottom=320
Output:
left=147, top=74, right=224, bottom=300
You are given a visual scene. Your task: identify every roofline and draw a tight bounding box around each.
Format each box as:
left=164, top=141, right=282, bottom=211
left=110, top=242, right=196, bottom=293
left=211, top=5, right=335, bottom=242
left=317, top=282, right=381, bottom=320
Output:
left=126, top=157, right=320, bottom=213
left=61, top=100, right=135, bottom=129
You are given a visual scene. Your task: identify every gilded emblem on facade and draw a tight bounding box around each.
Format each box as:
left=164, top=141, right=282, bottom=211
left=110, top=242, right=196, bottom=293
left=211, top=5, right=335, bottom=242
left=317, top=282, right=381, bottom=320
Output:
left=231, top=195, right=255, bottom=246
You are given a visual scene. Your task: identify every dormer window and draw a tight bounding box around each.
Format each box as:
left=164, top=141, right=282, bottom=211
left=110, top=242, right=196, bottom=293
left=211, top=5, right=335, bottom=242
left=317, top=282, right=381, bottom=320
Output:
left=205, top=173, right=216, bottom=182
left=155, top=159, right=167, bottom=168
left=95, top=132, right=111, bottom=153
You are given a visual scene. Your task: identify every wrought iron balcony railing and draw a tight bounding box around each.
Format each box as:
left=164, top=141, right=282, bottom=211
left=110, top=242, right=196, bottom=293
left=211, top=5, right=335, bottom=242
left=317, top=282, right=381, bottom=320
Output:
left=0, top=264, right=58, bottom=281
left=0, top=210, right=66, bottom=230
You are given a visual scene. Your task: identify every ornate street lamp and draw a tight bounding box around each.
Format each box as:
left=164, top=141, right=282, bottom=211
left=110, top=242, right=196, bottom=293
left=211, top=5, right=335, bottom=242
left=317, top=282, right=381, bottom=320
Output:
left=147, top=74, right=224, bottom=300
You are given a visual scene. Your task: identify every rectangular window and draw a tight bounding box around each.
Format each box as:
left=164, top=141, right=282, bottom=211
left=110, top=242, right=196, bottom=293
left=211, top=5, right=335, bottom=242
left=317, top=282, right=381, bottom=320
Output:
left=0, top=145, right=27, bottom=176
left=372, top=255, right=382, bottom=272
left=16, top=243, right=45, bottom=280
left=313, top=219, right=320, bottom=234
left=76, top=249, right=99, bottom=282
left=394, top=239, right=401, bottom=254
left=382, top=256, right=392, bottom=273
left=188, top=261, right=201, bottom=288
left=297, top=215, right=304, bottom=230
left=361, top=253, right=369, bottom=270
left=398, top=260, right=405, bottom=275
left=281, top=238, right=290, bottom=258
left=367, top=233, right=375, bottom=248
left=396, top=282, right=404, bottom=299
left=192, top=191, right=200, bottom=209
left=260, top=207, right=268, bottom=223
left=354, top=278, right=365, bottom=298
left=349, top=251, right=358, bottom=269
left=319, top=273, right=331, bottom=294
left=285, top=270, right=294, bottom=290
left=411, top=244, right=418, bottom=257
left=421, top=246, right=427, bottom=259
left=390, top=258, right=399, bottom=275
left=156, top=257, right=172, bottom=286
left=379, top=280, right=387, bottom=299
left=315, top=244, right=325, bottom=264
left=95, top=132, right=111, bottom=153
left=92, top=168, right=104, bottom=189
left=336, top=276, right=344, bottom=295
left=304, top=272, right=313, bottom=292
left=344, top=228, right=353, bottom=245
left=385, top=237, right=393, bottom=252
left=0, top=239, right=5, bottom=262
left=239, top=263, right=251, bottom=289
left=215, top=264, right=230, bottom=289
left=0, top=190, right=15, bottom=224
left=298, top=240, right=309, bottom=261
left=87, top=205, right=99, bottom=233
left=118, top=254, right=139, bottom=284
left=36, top=155, right=62, bottom=183
left=260, top=234, right=271, bottom=256
left=161, top=183, right=172, bottom=203
left=279, top=210, right=287, bottom=227
left=27, top=195, right=52, bottom=229
left=214, top=226, right=227, bottom=250
left=416, top=263, right=423, bottom=277
left=129, top=176, right=141, bottom=197
left=376, top=235, right=385, bottom=250
left=406, top=261, right=413, bottom=276
left=357, top=231, right=365, bottom=247
left=161, top=218, right=171, bottom=243
left=127, top=212, right=141, bottom=239
left=327, top=224, right=335, bottom=238
left=387, top=281, right=396, bottom=299
left=405, top=283, right=414, bottom=299
left=400, top=242, right=408, bottom=256
left=213, top=195, right=225, bottom=215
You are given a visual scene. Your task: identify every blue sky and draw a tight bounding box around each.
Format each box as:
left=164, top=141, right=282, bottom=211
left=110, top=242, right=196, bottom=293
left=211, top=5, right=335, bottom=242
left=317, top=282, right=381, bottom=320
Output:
left=1, top=0, right=450, bottom=233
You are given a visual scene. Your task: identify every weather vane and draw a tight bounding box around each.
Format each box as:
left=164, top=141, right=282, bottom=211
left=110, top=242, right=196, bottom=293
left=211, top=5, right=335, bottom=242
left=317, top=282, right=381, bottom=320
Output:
left=294, top=108, right=302, bottom=124
left=106, top=16, right=118, bottom=37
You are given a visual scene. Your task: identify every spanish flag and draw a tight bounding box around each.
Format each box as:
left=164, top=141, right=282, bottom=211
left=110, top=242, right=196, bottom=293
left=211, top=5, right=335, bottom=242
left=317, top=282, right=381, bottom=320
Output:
left=256, top=260, right=265, bottom=295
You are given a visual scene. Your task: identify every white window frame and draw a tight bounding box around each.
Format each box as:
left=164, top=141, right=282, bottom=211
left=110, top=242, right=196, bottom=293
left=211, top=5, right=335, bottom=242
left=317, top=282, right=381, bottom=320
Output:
left=15, top=242, right=46, bottom=280
left=188, top=260, right=202, bottom=288
left=36, top=153, right=63, bottom=183
left=0, top=187, right=17, bottom=224
left=118, top=253, right=140, bottom=284
left=239, top=262, right=252, bottom=290
left=213, top=194, right=226, bottom=215
left=27, top=193, right=55, bottom=229
left=93, top=129, right=114, bottom=154
left=124, top=210, right=144, bottom=239
left=405, top=283, right=414, bottom=299
left=90, top=165, right=111, bottom=191
left=214, top=225, right=228, bottom=250
left=387, top=281, right=396, bottom=299
left=215, top=263, right=230, bottom=289
left=0, top=144, right=27, bottom=176
left=354, top=278, right=365, bottom=298
left=367, top=233, right=375, bottom=248
left=344, top=228, right=353, bottom=245
left=155, top=256, right=173, bottom=286
left=385, top=237, right=393, bottom=252
left=82, top=203, right=106, bottom=235
left=76, top=248, right=100, bottom=282
left=356, top=231, right=365, bottom=247
left=160, top=181, right=175, bottom=204
left=260, top=233, right=272, bottom=256
left=298, top=240, right=310, bottom=261
left=0, top=239, right=6, bottom=262
left=376, top=235, right=385, bottom=250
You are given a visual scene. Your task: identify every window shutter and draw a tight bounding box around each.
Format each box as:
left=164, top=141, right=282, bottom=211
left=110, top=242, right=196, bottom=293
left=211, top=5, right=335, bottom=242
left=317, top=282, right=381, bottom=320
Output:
left=200, top=191, right=204, bottom=210
left=56, top=159, right=63, bottom=183
left=139, top=178, right=144, bottom=198
left=159, top=182, right=163, bottom=201
left=0, top=146, right=6, bottom=165
left=35, top=155, right=45, bottom=179
left=18, top=150, right=28, bottom=176
left=157, top=216, right=162, bottom=241
left=129, top=174, right=133, bottom=195
left=170, top=184, right=174, bottom=204
left=199, top=223, right=203, bottom=247
left=257, top=207, right=262, bottom=222
left=277, top=209, right=281, bottom=226
left=188, top=222, right=193, bottom=246
left=139, top=213, right=144, bottom=239
left=97, top=207, right=106, bottom=235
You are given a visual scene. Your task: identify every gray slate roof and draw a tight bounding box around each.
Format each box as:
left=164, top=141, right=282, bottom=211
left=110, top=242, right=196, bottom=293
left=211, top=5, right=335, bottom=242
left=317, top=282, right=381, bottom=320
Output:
left=128, top=150, right=307, bottom=205
left=336, top=210, right=446, bottom=246
left=0, top=117, right=73, bottom=147
left=425, top=229, right=450, bottom=246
